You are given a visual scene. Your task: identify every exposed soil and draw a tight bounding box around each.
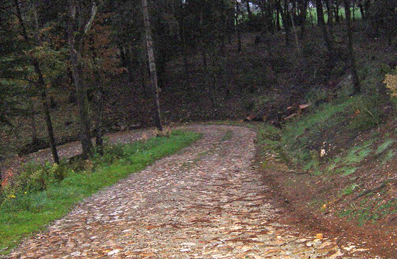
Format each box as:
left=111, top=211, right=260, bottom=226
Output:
left=257, top=121, right=397, bottom=258
left=5, top=125, right=378, bottom=258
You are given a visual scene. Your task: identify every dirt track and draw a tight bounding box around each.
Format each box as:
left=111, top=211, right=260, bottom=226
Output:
left=7, top=125, right=378, bottom=258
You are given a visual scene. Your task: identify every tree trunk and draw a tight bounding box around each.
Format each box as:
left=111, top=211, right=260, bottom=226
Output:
left=118, top=43, right=127, bottom=68
left=246, top=0, right=252, bottom=19
left=125, top=46, right=135, bottom=83
left=299, top=0, right=308, bottom=40
left=91, top=46, right=104, bottom=155
left=334, top=2, right=340, bottom=23
left=309, top=4, right=315, bottom=27
left=316, top=0, right=333, bottom=57
left=358, top=3, right=365, bottom=20
left=363, top=0, right=371, bottom=21
left=262, top=0, right=274, bottom=34
left=236, top=0, right=242, bottom=52
left=343, top=0, right=360, bottom=94
left=276, top=8, right=281, bottom=31
left=35, top=61, right=60, bottom=164
left=201, top=48, right=215, bottom=107
left=277, top=0, right=291, bottom=46
left=68, top=46, right=94, bottom=158
left=325, top=0, right=334, bottom=26
left=142, top=0, right=163, bottom=132
left=29, top=97, right=38, bottom=143
left=180, top=7, right=189, bottom=86
left=67, top=0, right=96, bottom=158
left=15, top=0, right=59, bottom=164
left=290, top=8, right=302, bottom=56
left=94, top=88, right=104, bottom=155
left=220, top=0, right=227, bottom=56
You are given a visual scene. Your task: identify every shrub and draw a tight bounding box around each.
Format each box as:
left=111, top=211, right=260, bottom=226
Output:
left=13, top=162, right=67, bottom=193
left=304, top=87, right=328, bottom=104
left=384, top=70, right=397, bottom=97
left=348, top=94, right=386, bottom=131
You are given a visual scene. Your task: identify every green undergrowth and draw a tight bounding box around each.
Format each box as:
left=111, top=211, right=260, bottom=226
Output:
left=0, top=130, right=201, bottom=255
left=281, top=92, right=390, bottom=168
left=338, top=193, right=397, bottom=226
left=257, top=89, right=397, bottom=226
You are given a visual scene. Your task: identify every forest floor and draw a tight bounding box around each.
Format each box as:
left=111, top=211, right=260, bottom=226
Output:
left=5, top=125, right=379, bottom=258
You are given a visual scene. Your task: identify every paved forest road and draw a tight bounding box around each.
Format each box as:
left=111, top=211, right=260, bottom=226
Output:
left=8, top=125, right=376, bottom=258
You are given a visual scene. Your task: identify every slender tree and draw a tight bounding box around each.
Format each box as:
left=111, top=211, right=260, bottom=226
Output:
left=343, top=0, right=360, bottom=94
left=245, top=0, right=252, bottom=19
left=299, top=0, right=309, bottom=39
left=236, top=0, right=242, bottom=52
left=67, top=0, right=99, bottom=158
left=316, top=0, right=334, bottom=57
left=276, top=0, right=291, bottom=46
left=142, top=0, right=163, bottom=132
left=13, top=0, right=60, bottom=164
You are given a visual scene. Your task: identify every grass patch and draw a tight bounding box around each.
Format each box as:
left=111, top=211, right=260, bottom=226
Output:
left=341, top=183, right=360, bottom=196
left=381, top=149, right=395, bottom=164
left=375, top=139, right=395, bottom=155
left=282, top=99, right=354, bottom=141
left=340, top=167, right=358, bottom=177
left=344, top=147, right=372, bottom=165
left=0, top=130, right=201, bottom=255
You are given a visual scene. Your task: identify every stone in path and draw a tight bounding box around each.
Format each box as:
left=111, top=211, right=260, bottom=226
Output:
left=8, top=125, right=376, bottom=258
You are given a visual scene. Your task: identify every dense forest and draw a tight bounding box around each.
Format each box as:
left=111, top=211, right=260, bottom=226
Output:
left=1, top=0, right=396, bottom=162
left=1, top=0, right=397, bottom=256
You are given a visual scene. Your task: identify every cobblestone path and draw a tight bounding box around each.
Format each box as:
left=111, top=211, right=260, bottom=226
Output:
left=8, top=125, right=376, bottom=258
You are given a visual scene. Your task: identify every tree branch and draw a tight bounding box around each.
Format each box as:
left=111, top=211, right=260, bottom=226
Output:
left=83, top=2, right=98, bottom=35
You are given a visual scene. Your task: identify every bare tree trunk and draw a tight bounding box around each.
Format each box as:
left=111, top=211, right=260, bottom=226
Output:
left=28, top=97, right=38, bottom=143
left=277, top=0, right=291, bottom=46
left=343, top=0, right=360, bottom=94
left=325, top=0, right=334, bottom=26
left=284, top=1, right=291, bottom=47
left=67, top=0, right=97, bottom=158
left=220, top=0, right=227, bottom=56
left=276, top=8, right=281, bottom=31
left=299, top=0, right=308, bottom=40
left=334, top=2, right=340, bottom=23
left=179, top=2, right=189, bottom=88
left=235, top=0, right=242, bottom=52
left=68, top=44, right=93, bottom=158
left=291, top=9, right=302, bottom=57
left=94, top=88, right=104, bottom=155
left=90, top=43, right=104, bottom=155
left=118, top=43, right=127, bottom=68
left=246, top=0, right=252, bottom=19
left=32, top=1, right=59, bottom=164
left=316, top=0, right=333, bottom=57
left=125, top=46, right=135, bottom=83
left=363, top=0, right=371, bottom=21
left=201, top=48, right=215, bottom=107
left=15, top=0, right=59, bottom=164
left=35, top=61, right=60, bottom=164
left=142, top=0, right=163, bottom=132
left=309, top=4, right=315, bottom=27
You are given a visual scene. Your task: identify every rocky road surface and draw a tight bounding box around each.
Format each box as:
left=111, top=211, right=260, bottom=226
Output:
left=7, top=125, right=378, bottom=258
